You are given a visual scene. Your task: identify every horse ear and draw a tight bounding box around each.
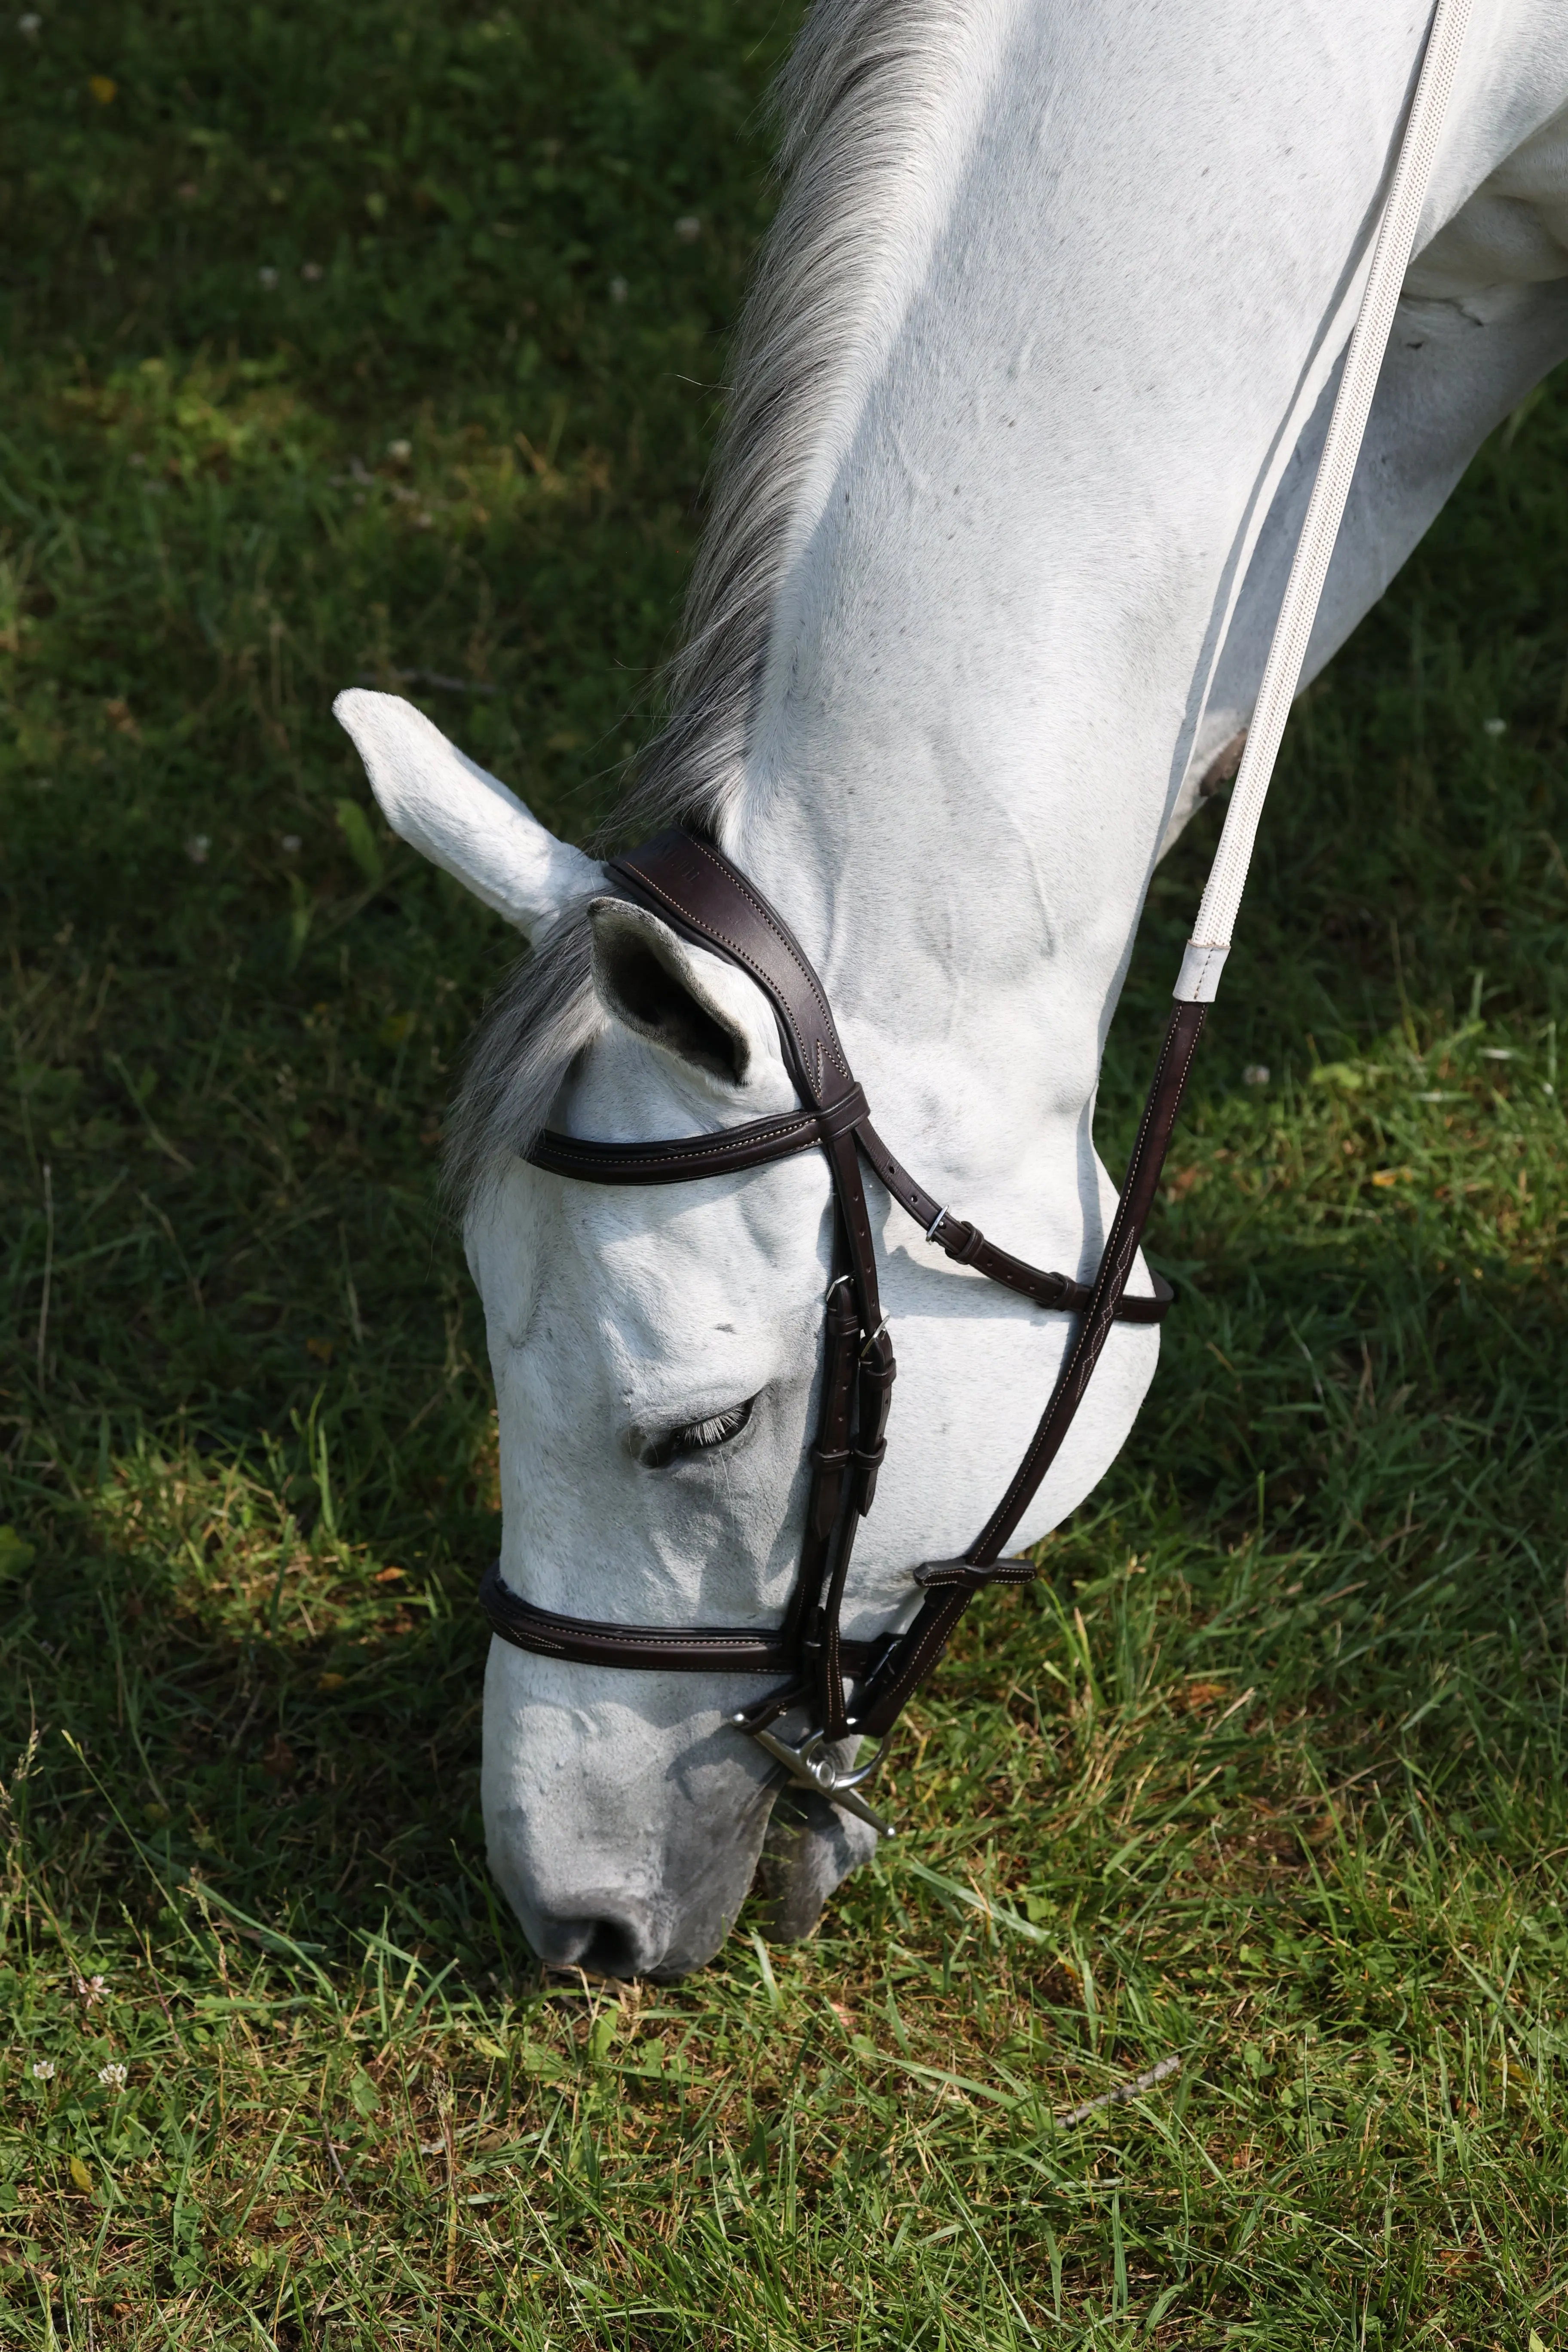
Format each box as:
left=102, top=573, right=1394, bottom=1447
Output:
left=587, top=898, right=789, bottom=1094
left=333, top=690, right=601, bottom=941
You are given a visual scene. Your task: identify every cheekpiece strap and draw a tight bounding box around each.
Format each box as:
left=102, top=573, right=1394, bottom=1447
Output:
left=609, top=832, right=860, bottom=1120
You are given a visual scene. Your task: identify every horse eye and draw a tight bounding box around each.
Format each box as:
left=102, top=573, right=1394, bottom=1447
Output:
left=632, top=1395, right=755, bottom=1470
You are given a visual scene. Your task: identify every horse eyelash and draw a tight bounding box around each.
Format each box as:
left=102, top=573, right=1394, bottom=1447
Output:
left=674, top=1400, right=753, bottom=1454
left=636, top=1396, right=755, bottom=1469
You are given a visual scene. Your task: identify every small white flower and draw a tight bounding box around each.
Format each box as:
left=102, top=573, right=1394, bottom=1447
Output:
left=19, top=14, right=42, bottom=34
left=608, top=276, right=628, bottom=304
left=1242, top=1064, right=1271, bottom=1088
left=300, top=261, right=323, bottom=282
left=280, top=833, right=302, bottom=854
left=1482, top=716, right=1506, bottom=737
left=386, top=438, right=411, bottom=462
left=98, top=2062, right=127, bottom=2091
left=31, top=2058, right=55, bottom=2080
left=674, top=215, right=701, bottom=242
left=184, top=834, right=210, bottom=864
left=75, top=1973, right=107, bottom=2004
left=257, top=266, right=279, bottom=290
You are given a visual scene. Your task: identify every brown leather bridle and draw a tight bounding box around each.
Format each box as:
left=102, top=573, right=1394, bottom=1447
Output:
left=478, top=828, right=1203, bottom=1833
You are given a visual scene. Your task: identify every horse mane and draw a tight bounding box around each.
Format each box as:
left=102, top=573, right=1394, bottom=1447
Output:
left=447, top=0, right=967, bottom=1207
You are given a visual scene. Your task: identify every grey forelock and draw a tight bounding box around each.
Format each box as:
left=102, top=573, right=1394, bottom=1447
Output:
left=450, top=0, right=960, bottom=1204
left=444, top=910, right=604, bottom=1210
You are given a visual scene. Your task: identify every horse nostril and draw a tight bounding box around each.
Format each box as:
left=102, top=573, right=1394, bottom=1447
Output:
left=577, top=1919, right=643, bottom=1978
left=527, top=1905, right=662, bottom=1979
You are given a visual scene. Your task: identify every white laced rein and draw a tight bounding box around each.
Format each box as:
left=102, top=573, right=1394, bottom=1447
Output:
left=1174, top=0, right=1473, bottom=1006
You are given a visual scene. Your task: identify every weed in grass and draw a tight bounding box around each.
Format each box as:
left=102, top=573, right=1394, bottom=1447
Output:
left=5, top=0, right=1568, bottom=2341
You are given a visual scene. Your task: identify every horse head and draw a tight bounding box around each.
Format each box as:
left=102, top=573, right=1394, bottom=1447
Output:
left=336, top=688, right=1161, bottom=1975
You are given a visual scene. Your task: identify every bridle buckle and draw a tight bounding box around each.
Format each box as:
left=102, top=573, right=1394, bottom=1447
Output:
left=733, top=1715, right=895, bottom=1837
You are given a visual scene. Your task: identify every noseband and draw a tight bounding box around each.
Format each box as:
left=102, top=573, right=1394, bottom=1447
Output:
left=480, top=828, right=1197, bottom=1833
left=478, top=0, right=1469, bottom=1838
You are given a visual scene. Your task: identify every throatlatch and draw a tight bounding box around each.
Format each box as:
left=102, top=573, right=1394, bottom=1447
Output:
left=480, top=0, right=1473, bottom=1836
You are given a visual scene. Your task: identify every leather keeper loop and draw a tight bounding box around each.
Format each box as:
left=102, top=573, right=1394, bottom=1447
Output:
left=912, top=1555, right=1040, bottom=1593
left=809, top=1444, right=850, bottom=1540
left=857, top=1358, right=895, bottom=1446
left=853, top=1438, right=887, bottom=1515
left=820, top=1084, right=871, bottom=1138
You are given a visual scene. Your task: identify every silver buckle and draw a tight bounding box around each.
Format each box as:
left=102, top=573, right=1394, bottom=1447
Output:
left=732, top=1717, right=895, bottom=1837
left=858, top=1314, right=890, bottom=1362
left=924, top=1205, right=949, bottom=1243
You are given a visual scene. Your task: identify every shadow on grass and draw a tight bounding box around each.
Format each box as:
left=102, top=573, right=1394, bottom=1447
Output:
left=6, top=1410, right=533, bottom=1982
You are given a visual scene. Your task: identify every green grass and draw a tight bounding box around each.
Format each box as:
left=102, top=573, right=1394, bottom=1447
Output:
left=4, top=2, right=1568, bottom=2343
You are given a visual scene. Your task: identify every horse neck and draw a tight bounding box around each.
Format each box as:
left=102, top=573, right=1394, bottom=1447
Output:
left=715, top=0, right=1501, bottom=1189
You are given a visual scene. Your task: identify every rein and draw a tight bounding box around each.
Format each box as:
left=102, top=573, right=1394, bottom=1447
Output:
left=480, top=0, right=1471, bottom=1838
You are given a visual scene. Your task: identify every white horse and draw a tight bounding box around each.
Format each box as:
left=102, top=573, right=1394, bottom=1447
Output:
left=338, top=0, right=1568, bottom=1977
